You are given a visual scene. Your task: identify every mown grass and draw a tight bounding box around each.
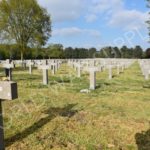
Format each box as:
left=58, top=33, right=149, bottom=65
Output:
left=1, top=62, right=150, bottom=150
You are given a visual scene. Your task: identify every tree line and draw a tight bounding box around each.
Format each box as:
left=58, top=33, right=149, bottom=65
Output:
left=0, top=43, right=149, bottom=60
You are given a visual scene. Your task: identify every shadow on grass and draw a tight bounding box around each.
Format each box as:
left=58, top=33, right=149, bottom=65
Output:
left=112, top=75, right=117, bottom=78
left=96, top=85, right=101, bottom=89
left=135, top=128, right=150, bottom=150
left=18, top=77, right=39, bottom=81
left=95, top=82, right=111, bottom=89
left=25, top=83, right=49, bottom=89
left=5, top=103, right=78, bottom=147
left=49, top=79, right=71, bottom=85
left=14, top=67, right=28, bottom=71
left=143, top=84, right=150, bottom=89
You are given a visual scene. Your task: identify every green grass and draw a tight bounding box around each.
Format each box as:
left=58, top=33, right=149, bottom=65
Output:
left=2, top=62, right=150, bottom=150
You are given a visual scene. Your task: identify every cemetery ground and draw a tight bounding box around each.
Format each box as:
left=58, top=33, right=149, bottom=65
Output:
left=1, top=62, right=150, bottom=150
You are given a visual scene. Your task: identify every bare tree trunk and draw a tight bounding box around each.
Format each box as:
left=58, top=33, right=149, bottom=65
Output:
left=21, top=51, right=23, bottom=61
left=21, top=51, right=25, bottom=69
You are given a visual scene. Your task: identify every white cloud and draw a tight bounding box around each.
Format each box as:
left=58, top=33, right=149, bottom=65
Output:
left=38, top=0, right=147, bottom=31
left=53, top=27, right=82, bottom=36
left=85, top=14, right=98, bottom=22
left=85, top=0, right=124, bottom=22
left=109, top=10, right=148, bottom=30
left=38, top=0, right=86, bottom=22
left=90, top=0, right=123, bottom=14
left=53, top=27, right=101, bottom=38
left=85, top=0, right=147, bottom=30
left=87, top=29, right=101, bottom=38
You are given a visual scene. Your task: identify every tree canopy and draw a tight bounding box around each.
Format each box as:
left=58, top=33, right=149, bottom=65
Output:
left=0, top=0, right=51, bottom=60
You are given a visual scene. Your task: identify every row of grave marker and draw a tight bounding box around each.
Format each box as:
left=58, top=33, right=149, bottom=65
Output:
left=139, top=59, right=150, bottom=80
left=0, top=58, right=148, bottom=149
left=1, top=58, right=149, bottom=89
left=0, top=59, right=64, bottom=150
left=0, top=59, right=63, bottom=85
left=68, top=59, right=135, bottom=90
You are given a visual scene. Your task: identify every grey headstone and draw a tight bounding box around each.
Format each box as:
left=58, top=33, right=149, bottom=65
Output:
left=0, top=81, right=18, bottom=100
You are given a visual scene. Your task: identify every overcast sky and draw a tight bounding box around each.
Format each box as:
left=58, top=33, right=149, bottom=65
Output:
left=38, top=0, right=149, bottom=50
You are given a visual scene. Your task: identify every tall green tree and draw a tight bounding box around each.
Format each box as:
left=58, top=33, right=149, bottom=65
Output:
left=120, top=46, right=132, bottom=58
left=113, top=47, right=121, bottom=58
left=47, top=44, right=64, bottom=58
left=145, top=48, right=150, bottom=58
left=64, top=47, right=74, bottom=58
left=88, top=47, right=97, bottom=58
left=133, top=45, right=143, bottom=58
left=0, top=0, right=51, bottom=60
left=146, top=0, right=150, bottom=41
left=99, top=47, right=114, bottom=58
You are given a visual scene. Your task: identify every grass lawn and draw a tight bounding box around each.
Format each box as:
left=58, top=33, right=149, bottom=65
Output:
left=2, top=62, right=150, bottom=150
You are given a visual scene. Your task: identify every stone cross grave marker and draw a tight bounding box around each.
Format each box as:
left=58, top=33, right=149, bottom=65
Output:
left=0, top=81, right=18, bottom=150
left=143, top=65, right=150, bottom=80
left=74, top=62, right=82, bottom=78
left=77, top=64, right=82, bottom=78
left=85, top=67, right=99, bottom=90
left=38, top=60, right=50, bottom=85
left=117, top=64, right=121, bottom=75
left=28, top=60, right=34, bottom=74
left=50, top=62, right=57, bottom=75
left=108, top=65, right=113, bottom=80
left=2, top=59, right=14, bottom=81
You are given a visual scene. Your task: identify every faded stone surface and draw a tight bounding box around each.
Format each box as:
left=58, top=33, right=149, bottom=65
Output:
left=77, top=65, right=81, bottom=78
left=29, top=65, right=32, bottom=74
left=86, top=67, right=98, bottom=90
left=51, top=64, right=56, bottom=75
left=43, top=69, right=48, bottom=85
left=38, top=60, right=49, bottom=85
left=28, top=60, right=34, bottom=74
left=0, top=81, right=18, bottom=150
left=0, top=81, right=18, bottom=100
left=139, top=60, right=150, bottom=80
left=2, top=60, right=14, bottom=81
left=108, top=65, right=112, bottom=80
left=90, top=70, right=96, bottom=90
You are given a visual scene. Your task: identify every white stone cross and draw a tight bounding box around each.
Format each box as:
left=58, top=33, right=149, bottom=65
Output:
left=108, top=65, right=113, bottom=80
left=28, top=60, right=34, bottom=74
left=85, top=67, right=99, bottom=90
left=2, top=60, right=14, bottom=81
left=38, top=60, right=50, bottom=85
